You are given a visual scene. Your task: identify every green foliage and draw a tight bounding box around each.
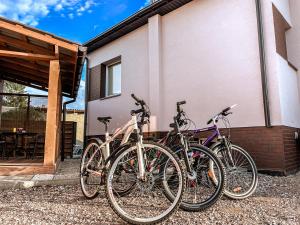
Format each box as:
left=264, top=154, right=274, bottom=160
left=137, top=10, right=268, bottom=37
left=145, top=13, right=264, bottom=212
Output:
left=3, top=81, right=27, bottom=108
left=1, top=107, right=46, bottom=121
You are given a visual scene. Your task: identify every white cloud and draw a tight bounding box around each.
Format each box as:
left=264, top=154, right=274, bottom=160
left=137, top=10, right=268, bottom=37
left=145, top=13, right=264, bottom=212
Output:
left=144, top=0, right=152, bottom=7
left=0, top=0, right=96, bottom=26
left=68, top=13, right=74, bottom=19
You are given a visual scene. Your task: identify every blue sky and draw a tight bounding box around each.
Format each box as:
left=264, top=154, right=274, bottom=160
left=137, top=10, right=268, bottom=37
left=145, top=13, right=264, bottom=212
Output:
left=0, top=0, right=150, bottom=108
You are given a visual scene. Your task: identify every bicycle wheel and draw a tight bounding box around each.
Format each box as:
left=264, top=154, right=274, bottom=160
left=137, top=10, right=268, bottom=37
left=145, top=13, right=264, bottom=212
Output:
left=80, top=140, right=103, bottom=199
left=163, top=144, right=226, bottom=212
left=210, top=143, right=258, bottom=199
left=106, top=141, right=185, bottom=225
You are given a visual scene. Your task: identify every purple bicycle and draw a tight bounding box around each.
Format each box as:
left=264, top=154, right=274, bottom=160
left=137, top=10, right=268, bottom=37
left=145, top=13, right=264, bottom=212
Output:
left=178, top=103, right=258, bottom=200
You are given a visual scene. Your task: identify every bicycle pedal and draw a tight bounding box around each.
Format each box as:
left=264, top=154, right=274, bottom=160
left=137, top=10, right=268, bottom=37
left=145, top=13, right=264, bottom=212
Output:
left=90, top=171, right=102, bottom=177
left=233, top=187, right=242, bottom=192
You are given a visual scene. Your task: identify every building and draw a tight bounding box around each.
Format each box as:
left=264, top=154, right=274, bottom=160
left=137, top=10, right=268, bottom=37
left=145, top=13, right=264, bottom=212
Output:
left=0, top=17, right=85, bottom=175
left=84, top=0, right=300, bottom=175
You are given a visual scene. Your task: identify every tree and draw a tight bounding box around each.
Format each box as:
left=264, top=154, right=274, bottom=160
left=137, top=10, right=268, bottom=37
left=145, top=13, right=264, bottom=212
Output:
left=3, top=81, right=27, bottom=108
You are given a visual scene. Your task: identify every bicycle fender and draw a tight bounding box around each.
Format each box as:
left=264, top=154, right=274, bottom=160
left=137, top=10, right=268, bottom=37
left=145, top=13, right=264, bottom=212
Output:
left=87, top=137, right=103, bottom=146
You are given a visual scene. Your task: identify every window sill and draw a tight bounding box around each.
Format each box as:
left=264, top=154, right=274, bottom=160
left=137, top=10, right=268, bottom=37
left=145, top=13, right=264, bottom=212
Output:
left=288, top=61, right=298, bottom=72
left=100, top=94, right=121, bottom=101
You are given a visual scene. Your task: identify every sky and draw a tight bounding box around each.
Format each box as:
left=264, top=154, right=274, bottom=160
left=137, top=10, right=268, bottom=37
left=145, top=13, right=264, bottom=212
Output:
left=0, top=0, right=151, bottom=109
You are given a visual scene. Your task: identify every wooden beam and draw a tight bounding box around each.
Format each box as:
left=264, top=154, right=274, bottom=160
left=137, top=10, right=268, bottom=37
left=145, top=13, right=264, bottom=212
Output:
left=0, top=69, right=48, bottom=85
left=0, top=62, right=48, bottom=78
left=44, top=60, right=61, bottom=166
left=0, top=20, right=78, bottom=52
left=0, top=49, right=57, bottom=61
left=0, top=34, right=53, bottom=55
left=0, top=73, right=47, bottom=88
left=0, top=58, right=49, bottom=73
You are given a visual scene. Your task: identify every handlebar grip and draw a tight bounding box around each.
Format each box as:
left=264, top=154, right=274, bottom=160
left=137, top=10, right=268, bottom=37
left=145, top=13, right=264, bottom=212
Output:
left=222, top=106, right=231, bottom=114
left=131, top=93, right=140, bottom=102
left=131, top=109, right=144, bottom=115
left=131, top=94, right=145, bottom=105
left=207, top=118, right=213, bottom=125
left=177, top=101, right=186, bottom=106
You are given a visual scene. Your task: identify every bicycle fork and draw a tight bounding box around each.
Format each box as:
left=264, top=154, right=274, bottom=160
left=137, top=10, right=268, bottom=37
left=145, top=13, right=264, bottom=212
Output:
left=180, top=134, right=193, bottom=175
left=221, top=138, right=235, bottom=168
left=136, top=135, right=146, bottom=180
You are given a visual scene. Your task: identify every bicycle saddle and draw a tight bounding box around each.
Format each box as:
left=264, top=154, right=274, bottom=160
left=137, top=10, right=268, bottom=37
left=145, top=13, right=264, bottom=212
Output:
left=97, top=116, right=112, bottom=123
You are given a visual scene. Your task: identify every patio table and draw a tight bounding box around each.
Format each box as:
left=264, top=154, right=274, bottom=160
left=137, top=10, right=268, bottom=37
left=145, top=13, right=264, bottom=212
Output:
left=0, top=132, right=37, bottom=158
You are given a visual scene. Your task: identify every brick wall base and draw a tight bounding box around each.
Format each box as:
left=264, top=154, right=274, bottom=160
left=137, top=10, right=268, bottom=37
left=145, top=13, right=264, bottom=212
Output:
left=87, top=125, right=300, bottom=175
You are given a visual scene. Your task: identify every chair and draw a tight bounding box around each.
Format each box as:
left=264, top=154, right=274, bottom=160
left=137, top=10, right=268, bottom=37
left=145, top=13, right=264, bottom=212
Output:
left=2, top=134, right=16, bottom=159
left=32, top=134, right=45, bottom=159
left=0, top=134, right=5, bottom=160
left=23, top=135, right=36, bottom=159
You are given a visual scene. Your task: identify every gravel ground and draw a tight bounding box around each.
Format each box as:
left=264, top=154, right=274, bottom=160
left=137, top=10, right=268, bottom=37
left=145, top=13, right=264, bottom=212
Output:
left=0, top=173, right=299, bottom=225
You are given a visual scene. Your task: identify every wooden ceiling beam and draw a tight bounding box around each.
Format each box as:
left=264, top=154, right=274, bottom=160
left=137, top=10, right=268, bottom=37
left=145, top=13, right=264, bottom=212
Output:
left=0, top=34, right=53, bottom=55
left=0, top=49, right=57, bottom=61
left=0, top=67, right=48, bottom=84
left=0, top=75, right=48, bottom=92
left=0, top=71, right=48, bottom=87
left=0, top=58, right=49, bottom=73
left=0, top=63, right=48, bottom=79
left=0, top=20, right=78, bottom=52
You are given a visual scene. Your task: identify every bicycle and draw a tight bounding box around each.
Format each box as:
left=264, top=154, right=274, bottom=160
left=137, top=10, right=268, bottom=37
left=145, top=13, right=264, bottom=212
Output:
left=193, top=105, right=258, bottom=199
left=158, top=101, right=226, bottom=212
left=180, top=104, right=258, bottom=199
left=80, top=94, right=186, bottom=224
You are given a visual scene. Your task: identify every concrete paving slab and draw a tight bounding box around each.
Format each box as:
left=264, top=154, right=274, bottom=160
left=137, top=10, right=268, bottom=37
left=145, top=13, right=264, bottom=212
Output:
left=32, top=174, right=54, bottom=181
left=0, top=159, right=81, bottom=190
left=0, top=175, right=33, bottom=181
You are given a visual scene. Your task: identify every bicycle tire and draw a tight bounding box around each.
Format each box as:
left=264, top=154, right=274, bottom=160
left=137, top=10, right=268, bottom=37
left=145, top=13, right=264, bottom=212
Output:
left=162, top=144, right=226, bottom=212
left=105, top=141, right=186, bottom=225
left=210, top=143, right=258, bottom=199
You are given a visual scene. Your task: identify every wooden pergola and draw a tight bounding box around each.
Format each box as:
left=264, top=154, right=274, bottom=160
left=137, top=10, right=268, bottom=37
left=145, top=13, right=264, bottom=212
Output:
left=0, top=17, right=86, bottom=175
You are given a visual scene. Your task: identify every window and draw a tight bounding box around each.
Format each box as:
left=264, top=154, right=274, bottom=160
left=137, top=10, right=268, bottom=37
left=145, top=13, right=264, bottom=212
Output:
left=105, top=62, right=121, bottom=97
left=99, top=57, right=122, bottom=99
left=272, top=4, right=291, bottom=60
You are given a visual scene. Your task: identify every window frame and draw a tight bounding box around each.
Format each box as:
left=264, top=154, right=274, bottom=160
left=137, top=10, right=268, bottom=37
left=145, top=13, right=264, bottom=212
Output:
left=105, top=61, right=122, bottom=98
left=99, top=56, right=122, bottom=100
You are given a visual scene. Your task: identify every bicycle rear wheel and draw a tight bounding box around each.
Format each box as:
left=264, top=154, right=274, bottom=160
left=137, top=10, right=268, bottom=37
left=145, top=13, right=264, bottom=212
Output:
left=163, top=144, right=226, bottom=211
left=106, top=141, right=185, bottom=225
left=210, top=143, right=258, bottom=199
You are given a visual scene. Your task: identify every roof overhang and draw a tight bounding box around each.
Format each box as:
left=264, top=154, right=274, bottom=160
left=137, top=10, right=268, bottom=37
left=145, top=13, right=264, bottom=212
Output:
left=84, top=0, right=192, bottom=53
left=0, top=17, right=86, bottom=98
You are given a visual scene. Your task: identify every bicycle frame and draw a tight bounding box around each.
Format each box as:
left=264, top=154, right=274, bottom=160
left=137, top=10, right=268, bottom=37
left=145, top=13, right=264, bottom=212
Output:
left=194, top=125, right=221, bottom=147
left=193, top=122, right=235, bottom=168
left=85, top=114, right=146, bottom=179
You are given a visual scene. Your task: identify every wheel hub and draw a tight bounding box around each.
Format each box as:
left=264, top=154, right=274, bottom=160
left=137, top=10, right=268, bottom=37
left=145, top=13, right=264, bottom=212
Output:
left=136, top=173, right=155, bottom=192
left=187, top=170, right=197, bottom=180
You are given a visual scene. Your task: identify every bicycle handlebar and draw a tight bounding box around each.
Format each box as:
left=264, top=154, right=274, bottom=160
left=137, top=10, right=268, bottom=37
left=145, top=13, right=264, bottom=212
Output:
left=207, top=104, right=237, bottom=125
left=131, top=93, right=145, bottom=106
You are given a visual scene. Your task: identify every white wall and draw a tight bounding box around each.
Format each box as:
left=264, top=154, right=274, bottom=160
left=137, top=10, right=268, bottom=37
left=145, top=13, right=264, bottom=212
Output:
left=159, top=0, right=266, bottom=130
left=86, top=0, right=300, bottom=135
left=271, top=0, right=300, bottom=128
left=277, top=55, right=300, bottom=127
left=87, top=25, right=149, bottom=135
left=287, top=0, right=300, bottom=69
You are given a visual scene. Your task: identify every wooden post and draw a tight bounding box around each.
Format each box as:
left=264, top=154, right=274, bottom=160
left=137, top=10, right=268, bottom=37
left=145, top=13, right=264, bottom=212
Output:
left=44, top=60, right=61, bottom=166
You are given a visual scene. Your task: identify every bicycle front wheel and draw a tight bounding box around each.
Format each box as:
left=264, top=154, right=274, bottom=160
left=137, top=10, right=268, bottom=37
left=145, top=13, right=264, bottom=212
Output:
left=163, top=144, right=226, bottom=212
left=210, top=143, right=258, bottom=199
left=106, top=141, right=185, bottom=225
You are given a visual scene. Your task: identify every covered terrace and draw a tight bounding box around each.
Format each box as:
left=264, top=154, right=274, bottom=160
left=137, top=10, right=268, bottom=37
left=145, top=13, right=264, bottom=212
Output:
left=0, top=17, right=86, bottom=175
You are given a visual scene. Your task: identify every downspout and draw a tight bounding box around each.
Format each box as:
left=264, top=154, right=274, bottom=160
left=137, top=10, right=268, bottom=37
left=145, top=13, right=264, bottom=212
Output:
left=255, top=0, right=271, bottom=127
left=83, top=57, right=89, bottom=148
left=61, top=99, right=76, bottom=162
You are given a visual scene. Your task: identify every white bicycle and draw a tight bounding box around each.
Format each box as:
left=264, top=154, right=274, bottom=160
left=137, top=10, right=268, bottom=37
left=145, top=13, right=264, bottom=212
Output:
left=80, top=94, right=186, bottom=225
